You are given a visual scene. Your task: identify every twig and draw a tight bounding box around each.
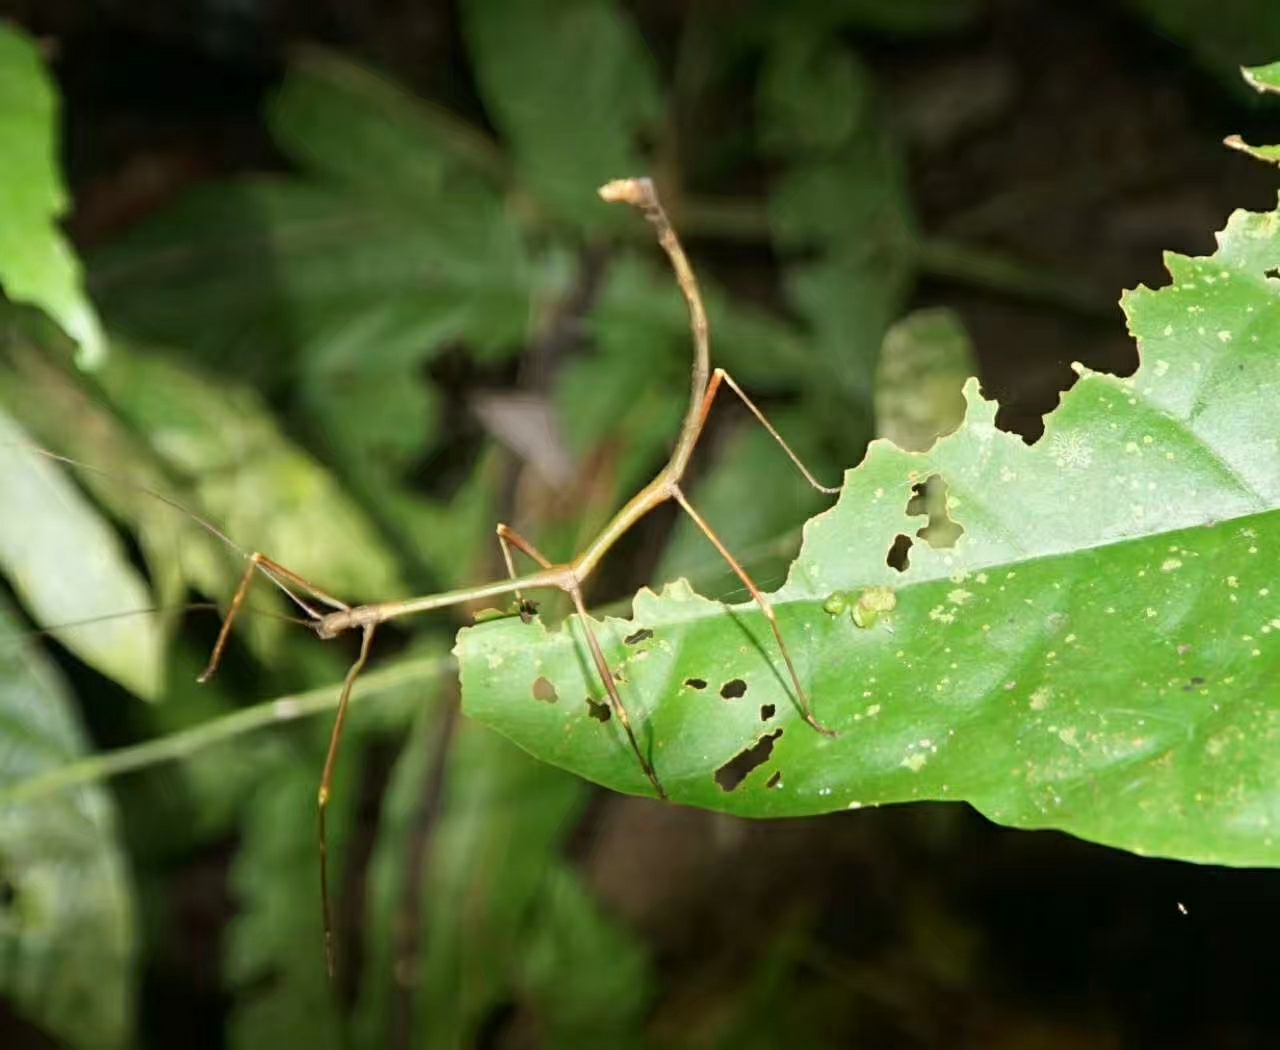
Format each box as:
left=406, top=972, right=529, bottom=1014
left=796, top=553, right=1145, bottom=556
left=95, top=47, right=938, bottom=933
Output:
left=0, top=654, right=451, bottom=805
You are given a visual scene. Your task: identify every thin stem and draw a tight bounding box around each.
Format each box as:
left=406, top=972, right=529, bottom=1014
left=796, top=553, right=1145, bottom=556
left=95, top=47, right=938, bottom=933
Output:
left=916, top=238, right=1113, bottom=317
left=627, top=195, right=1114, bottom=317
left=0, top=654, right=452, bottom=805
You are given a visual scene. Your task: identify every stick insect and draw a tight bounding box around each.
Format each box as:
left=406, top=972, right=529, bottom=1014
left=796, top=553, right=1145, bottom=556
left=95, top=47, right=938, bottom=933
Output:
left=195, top=177, right=840, bottom=974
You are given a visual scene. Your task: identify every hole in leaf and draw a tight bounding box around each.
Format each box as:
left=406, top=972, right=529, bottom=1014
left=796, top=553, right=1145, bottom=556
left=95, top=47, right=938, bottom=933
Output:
left=760, top=703, right=776, bottom=721
left=685, top=677, right=708, bottom=690
left=586, top=696, right=611, bottom=722
left=715, top=730, right=783, bottom=792
left=887, top=534, right=913, bottom=572
left=766, top=771, right=782, bottom=790
left=908, top=475, right=965, bottom=549
left=720, top=678, right=748, bottom=700
left=1183, top=676, right=1206, bottom=692
left=518, top=598, right=539, bottom=624
left=624, top=628, right=653, bottom=645
left=1267, top=267, right=1280, bottom=280
left=532, top=676, right=558, bottom=703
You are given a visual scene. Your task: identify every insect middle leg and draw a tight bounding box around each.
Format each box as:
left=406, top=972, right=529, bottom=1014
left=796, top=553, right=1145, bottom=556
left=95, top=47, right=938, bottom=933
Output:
left=675, top=371, right=842, bottom=734
left=670, top=484, right=834, bottom=736
left=198, top=551, right=351, bottom=683
left=496, top=522, right=667, bottom=799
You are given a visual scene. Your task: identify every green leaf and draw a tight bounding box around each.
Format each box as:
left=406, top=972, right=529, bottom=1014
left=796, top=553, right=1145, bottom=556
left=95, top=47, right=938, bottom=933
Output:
left=351, top=711, right=643, bottom=1048
left=459, top=198, right=1280, bottom=869
left=1223, top=61, right=1280, bottom=165
left=875, top=307, right=977, bottom=452
left=93, top=344, right=405, bottom=606
left=92, top=177, right=532, bottom=380
left=1242, top=59, right=1280, bottom=93
left=783, top=242, right=909, bottom=416
left=3, top=339, right=405, bottom=667
left=348, top=714, right=589, bottom=1047
left=463, top=0, right=661, bottom=227
left=296, top=304, right=442, bottom=483
left=778, top=0, right=979, bottom=34
left=411, top=722, right=587, bottom=1045
left=225, top=760, right=347, bottom=1050
left=0, top=406, right=163, bottom=699
left=348, top=708, right=442, bottom=1048
left=380, top=450, right=505, bottom=591
left=0, top=594, right=136, bottom=1049
left=0, top=26, right=106, bottom=368
left=91, top=49, right=535, bottom=394
left=562, top=253, right=819, bottom=511
left=222, top=660, right=430, bottom=1050
left=0, top=339, right=224, bottom=659
left=1225, top=136, right=1280, bottom=164
left=559, top=259, right=689, bottom=503
left=516, top=863, right=651, bottom=1049
left=758, top=34, right=873, bottom=158
left=91, top=51, right=538, bottom=501
left=761, top=40, right=917, bottom=434
left=270, top=44, right=506, bottom=197
left=138, top=641, right=288, bottom=841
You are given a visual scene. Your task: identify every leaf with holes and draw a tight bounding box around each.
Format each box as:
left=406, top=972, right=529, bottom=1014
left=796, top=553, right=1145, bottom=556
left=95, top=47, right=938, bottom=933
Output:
left=459, top=196, right=1280, bottom=868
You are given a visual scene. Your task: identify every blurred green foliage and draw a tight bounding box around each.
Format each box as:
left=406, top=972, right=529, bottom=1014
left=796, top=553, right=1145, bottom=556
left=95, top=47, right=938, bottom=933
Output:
left=1, top=3, right=1278, bottom=1047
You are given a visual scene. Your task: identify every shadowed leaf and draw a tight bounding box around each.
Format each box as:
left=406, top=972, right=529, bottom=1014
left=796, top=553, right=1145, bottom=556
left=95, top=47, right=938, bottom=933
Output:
left=0, top=595, right=135, bottom=1049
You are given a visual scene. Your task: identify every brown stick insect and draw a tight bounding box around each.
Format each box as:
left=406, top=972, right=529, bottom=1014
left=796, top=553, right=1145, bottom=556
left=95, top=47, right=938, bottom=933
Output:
left=194, top=177, right=841, bottom=973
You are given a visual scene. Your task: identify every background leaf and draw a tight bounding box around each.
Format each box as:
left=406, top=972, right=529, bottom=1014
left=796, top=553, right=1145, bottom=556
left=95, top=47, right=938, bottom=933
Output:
left=410, top=722, right=590, bottom=1045
left=0, top=25, right=106, bottom=367
left=1243, top=59, right=1280, bottom=92
left=761, top=36, right=917, bottom=444
left=875, top=307, right=977, bottom=452
left=91, top=345, right=407, bottom=605
left=225, top=759, right=349, bottom=1050
left=0, top=595, right=135, bottom=1049
left=771, top=0, right=980, bottom=34
left=0, top=406, right=162, bottom=699
left=463, top=0, right=662, bottom=227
